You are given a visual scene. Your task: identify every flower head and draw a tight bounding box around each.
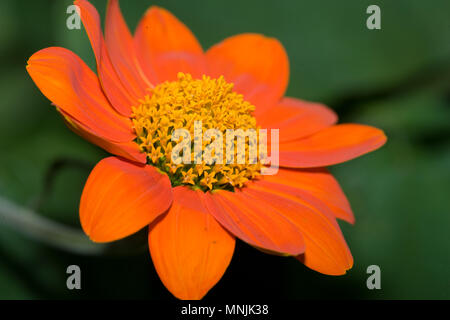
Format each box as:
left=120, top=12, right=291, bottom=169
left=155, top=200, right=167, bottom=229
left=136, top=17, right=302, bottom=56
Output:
left=26, top=0, right=386, bottom=299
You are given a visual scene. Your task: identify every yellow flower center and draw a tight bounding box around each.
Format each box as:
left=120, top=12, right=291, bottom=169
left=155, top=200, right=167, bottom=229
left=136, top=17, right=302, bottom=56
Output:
left=131, top=72, right=262, bottom=191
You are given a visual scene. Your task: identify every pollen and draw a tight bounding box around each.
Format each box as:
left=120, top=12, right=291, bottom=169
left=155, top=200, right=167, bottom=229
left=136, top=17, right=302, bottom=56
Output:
left=131, top=72, right=263, bottom=191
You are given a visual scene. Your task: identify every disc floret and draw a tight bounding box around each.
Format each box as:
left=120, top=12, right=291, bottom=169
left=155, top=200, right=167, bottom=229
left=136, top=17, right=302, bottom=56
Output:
left=131, top=73, right=262, bottom=191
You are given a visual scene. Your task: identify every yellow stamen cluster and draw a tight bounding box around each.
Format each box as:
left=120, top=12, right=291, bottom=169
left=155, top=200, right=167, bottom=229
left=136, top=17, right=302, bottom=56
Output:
left=131, top=72, right=262, bottom=191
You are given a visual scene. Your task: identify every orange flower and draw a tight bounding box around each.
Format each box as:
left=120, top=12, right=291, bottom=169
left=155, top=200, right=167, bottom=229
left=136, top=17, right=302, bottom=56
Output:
left=26, top=0, right=387, bottom=299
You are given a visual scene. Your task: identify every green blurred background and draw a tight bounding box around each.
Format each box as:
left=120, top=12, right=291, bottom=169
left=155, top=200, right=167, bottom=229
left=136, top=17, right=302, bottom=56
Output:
left=0, top=0, right=449, bottom=299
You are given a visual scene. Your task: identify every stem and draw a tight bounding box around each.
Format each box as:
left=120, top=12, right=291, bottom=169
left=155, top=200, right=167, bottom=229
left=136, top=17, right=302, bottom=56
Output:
left=0, top=196, right=107, bottom=255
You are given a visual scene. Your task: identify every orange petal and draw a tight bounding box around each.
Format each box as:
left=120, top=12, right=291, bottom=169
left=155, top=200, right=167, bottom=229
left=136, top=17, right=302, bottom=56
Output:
left=279, top=124, right=387, bottom=167
left=61, top=112, right=146, bottom=164
left=26, top=47, right=135, bottom=143
left=75, top=0, right=137, bottom=116
left=244, top=181, right=353, bottom=275
left=134, top=6, right=206, bottom=84
left=206, top=33, right=289, bottom=115
left=203, top=189, right=305, bottom=255
left=80, top=157, right=172, bottom=242
left=256, top=97, right=337, bottom=143
left=105, top=0, right=152, bottom=97
left=263, top=168, right=354, bottom=223
left=149, top=187, right=235, bottom=300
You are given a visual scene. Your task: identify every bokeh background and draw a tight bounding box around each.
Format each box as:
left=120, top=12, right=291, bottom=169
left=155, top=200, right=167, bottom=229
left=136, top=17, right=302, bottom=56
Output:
left=0, top=0, right=449, bottom=299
